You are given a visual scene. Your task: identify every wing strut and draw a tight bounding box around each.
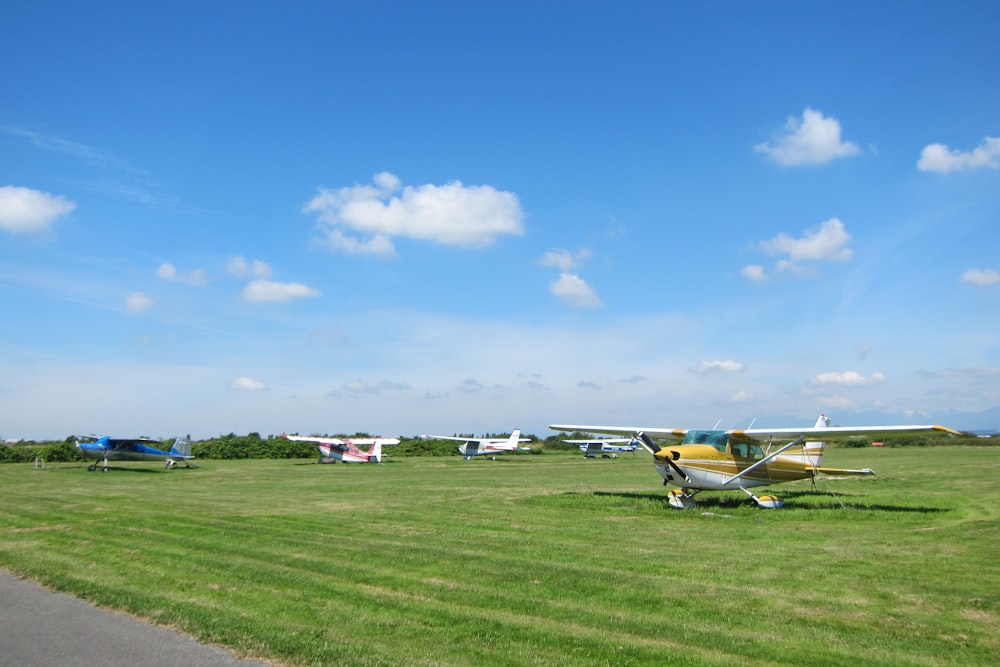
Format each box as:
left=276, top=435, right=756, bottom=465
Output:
left=722, top=436, right=807, bottom=486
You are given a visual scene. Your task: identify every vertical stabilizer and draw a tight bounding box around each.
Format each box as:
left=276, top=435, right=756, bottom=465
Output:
left=778, top=415, right=828, bottom=468
left=508, top=429, right=521, bottom=448
left=368, top=439, right=383, bottom=463
left=170, top=435, right=192, bottom=458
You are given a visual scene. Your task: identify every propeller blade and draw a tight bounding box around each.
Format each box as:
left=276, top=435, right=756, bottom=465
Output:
left=636, top=432, right=691, bottom=484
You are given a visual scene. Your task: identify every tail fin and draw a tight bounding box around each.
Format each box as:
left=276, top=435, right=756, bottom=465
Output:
left=776, top=415, right=829, bottom=468
left=170, top=435, right=192, bottom=458
left=368, top=440, right=383, bottom=463
left=508, top=429, right=521, bottom=447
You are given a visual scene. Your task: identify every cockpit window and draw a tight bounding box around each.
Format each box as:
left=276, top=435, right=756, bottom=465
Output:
left=681, top=430, right=729, bottom=453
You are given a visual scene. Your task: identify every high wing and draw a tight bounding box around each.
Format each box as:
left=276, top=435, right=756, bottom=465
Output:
left=550, top=423, right=959, bottom=443
left=550, top=425, right=687, bottom=442
left=282, top=434, right=400, bottom=451
left=420, top=434, right=531, bottom=444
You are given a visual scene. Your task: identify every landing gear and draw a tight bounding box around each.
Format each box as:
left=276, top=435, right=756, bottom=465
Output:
left=738, top=487, right=784, bottom=508
left=667, top=488, right=698, bottom=509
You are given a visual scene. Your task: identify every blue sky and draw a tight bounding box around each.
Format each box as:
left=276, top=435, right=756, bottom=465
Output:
left=2, top=1, right=999, bottom=440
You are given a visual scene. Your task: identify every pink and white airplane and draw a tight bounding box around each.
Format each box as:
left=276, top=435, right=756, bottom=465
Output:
left=280, top=434, right=400, bottom=463
left=420, top=429, right=531, bottom=460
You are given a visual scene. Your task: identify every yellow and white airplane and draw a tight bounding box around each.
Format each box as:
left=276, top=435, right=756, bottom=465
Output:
left=550, top=414, right=960, bottom=508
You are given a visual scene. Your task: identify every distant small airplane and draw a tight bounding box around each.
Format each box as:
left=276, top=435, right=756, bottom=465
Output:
left=421, top=429, right=531, bottom=460
left=550, top=414, right=960, bottom=508
left=280, top=434, right=400, bottom=463
left=561, top=437, right=638, bottom=458
left=75, top=435, right=194, bottom=472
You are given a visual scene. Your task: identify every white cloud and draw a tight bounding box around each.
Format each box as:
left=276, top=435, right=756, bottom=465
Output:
left=538, top=248, right=592, bottom=271
left=812, top=371, right=887, bottom=387
left=339, top=379, right=411, bottom=395
left=156, top=262, right=207, bottom=286
left=303, top=171, right=525, bottom=256
left=754, top=108, right=861, bottom=166
left=242, top=279, right=320, bottom=302
left=0, top=185, right=76, bottom=234
left=741, top=264, right=766, bottom=281
left=550, top=272, right=601, bottom=308
left=690, top=360, right=746, bottom=375
left=961, top=268, right=1000, bottom=286
left=227, top=256, right=272, bottom=279
left=917, top=136, right=1000, bottom=173
left=757, top=218, right=853, bottom=268
left=124, top=292, right=153, bottom=313
left=230, top=377, right=266, bottom=391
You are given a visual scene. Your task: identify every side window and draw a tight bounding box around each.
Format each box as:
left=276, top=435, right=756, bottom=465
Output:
left=749, top=444, right=764, bottom=460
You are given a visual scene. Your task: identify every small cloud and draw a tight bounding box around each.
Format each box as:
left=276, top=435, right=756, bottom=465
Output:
left=0, top=185, right=76, bottom=234
left=457, top=378, right=484, bottom=393
left=857, top=344, right=874, bottom=360
left=741, top=264, right=766, bottom=281
left=689, top=360, right=747, bottom=375
left=619, top=375, right=648, bottom=384
left=538, top=248, right=592, bottom=272
left=341, top=379, right=410, bottom=394
left=227, top=256, right=272, bottom=278
left=811, top=371, right=886, bottom=387
left=304, top=171, right=525, bottom=256
left=124, top=292, right=153, bottom=313
left=230, top=377, right=267, bottom=391
left=754, top=108, right=861, bottom=166
left=156, top=262, right=207, bottom=286
left=578, top=380, right=602, bottom=390
left=243, top=279, right=320, bottom=303
left=917, top=136, right=1000, bottom=173
left=730, top=390, right=752, bottom=403
left=758, top=218, right=853, bottom=263
left=961, top=268, right=1000, bottom=286
left=550, top=272, right=601, bottom=308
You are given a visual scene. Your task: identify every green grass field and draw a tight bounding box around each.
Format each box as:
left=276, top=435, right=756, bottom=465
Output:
left=1, top=446, right=998, bottom=666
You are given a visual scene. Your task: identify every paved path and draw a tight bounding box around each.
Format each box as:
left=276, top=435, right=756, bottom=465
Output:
left=0, top=570, right=272, bottom=667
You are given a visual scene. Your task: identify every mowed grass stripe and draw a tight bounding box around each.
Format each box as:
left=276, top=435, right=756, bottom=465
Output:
left=2, top=447, right=998, bottom=665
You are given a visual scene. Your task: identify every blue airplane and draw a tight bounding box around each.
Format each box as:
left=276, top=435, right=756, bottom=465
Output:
left=75, top=435, right=194, bottom=472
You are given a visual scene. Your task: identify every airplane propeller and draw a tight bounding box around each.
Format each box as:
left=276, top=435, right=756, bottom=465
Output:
left=636, top=432, right=691, bottom=484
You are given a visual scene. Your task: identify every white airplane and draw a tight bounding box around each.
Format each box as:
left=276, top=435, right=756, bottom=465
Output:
left=561, top=437, right=638, bottom=458
left=421, top=429, right=531, bottom=460
left=550, top=414, right=960, bottom=508
left=280, top=434, right=399, bottom=463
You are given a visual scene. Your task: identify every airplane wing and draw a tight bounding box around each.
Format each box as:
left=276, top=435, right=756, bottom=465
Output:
left=550, top=425, right=688, bottom=441
left=421, top=434, right=482, bottom=443
left=281, top=434, right=351, bottom=452
left=552, top=423, right=959, bottom=442
left=561, top=438, right=635, bottom=444
left=733, top=424, right=960, bottom=442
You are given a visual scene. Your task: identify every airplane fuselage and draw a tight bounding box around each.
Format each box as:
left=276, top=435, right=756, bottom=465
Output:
left=653, top=445, right=816, bottom=491
left=78, top=440, right=181, bottom=462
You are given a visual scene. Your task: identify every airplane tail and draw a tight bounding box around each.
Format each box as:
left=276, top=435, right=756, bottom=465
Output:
left=776, top=415, right=829, bottom=468
left=170, top=435, right=193, bottom=458
left=368, top=439, right=383, bottom=463
left=508, top=429, right=521, bottom=449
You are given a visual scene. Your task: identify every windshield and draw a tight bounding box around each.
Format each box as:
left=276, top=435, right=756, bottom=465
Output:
left=681, top=430, right=729, bottom=453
